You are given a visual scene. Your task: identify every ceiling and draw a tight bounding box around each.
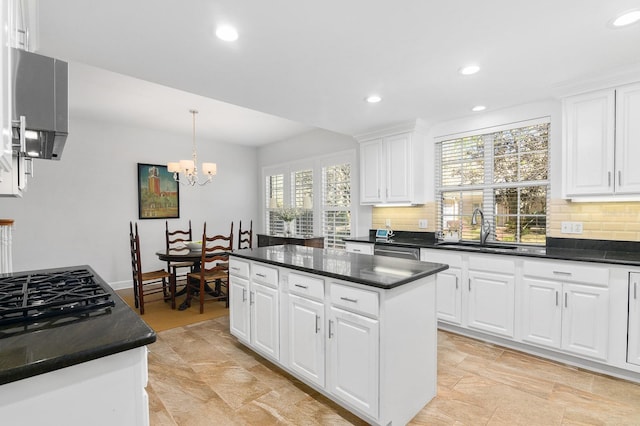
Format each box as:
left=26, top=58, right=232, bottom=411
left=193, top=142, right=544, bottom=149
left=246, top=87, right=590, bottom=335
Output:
left=35, top=0, right=640, bottom=146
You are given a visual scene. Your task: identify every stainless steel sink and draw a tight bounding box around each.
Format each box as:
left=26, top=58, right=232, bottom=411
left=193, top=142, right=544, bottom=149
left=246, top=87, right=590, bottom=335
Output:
left=435, top=241, right=546, bottom=255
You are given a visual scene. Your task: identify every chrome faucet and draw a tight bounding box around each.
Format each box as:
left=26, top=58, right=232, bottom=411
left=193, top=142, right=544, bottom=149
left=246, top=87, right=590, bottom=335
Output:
left=471, top=208, right=491, bottom=245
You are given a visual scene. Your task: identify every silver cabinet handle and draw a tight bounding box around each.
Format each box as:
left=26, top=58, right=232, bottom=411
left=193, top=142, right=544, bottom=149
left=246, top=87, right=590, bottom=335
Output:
left=340, top=296, right=357, bottom=303
left=250, top=291, right=254, bottom=305
left=553, top=271, right=571, bottom=276
left=608, top=171, right=612, bottom=187
left=555, top=290, right=559, bottom=306
left=315, top=315, right=320, bottom=333
left=231, top=266, right=240, bottom=271
left=256, top=273, right=266, bottom=278
left=455, top=276, right=458, bottom=289
left=564, top=292, right=568, bottom=308
left=328, top=319, right=334, bottom=338
left=468, top=278, right=471, bottom=292
left=353, top=249, right=361, bottom=252
left=294, top=284, right=308, bottom=289
left=242, top=288, right=247, bottom=302
left=634, top=281, right=637, bottom=300
left=619, top=170, right=622, bottom=186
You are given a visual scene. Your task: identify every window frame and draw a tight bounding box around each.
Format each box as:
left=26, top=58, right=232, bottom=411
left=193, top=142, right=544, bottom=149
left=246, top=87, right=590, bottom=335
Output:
left=435, top=117, right=550, bottom=245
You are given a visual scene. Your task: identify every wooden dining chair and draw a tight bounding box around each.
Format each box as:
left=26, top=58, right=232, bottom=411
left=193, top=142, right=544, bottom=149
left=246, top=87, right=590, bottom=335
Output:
left=129, top=222, right=173, bottom=315
left=238, top=220, right=253, bottom=249
left=165, top=220, right=195, bottom=308
left=186, top=222, right=233, bottom=314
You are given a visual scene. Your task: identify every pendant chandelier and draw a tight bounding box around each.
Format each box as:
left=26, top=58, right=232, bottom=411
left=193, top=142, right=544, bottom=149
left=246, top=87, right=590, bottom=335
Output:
left=167, top=109, right=217, bottom=186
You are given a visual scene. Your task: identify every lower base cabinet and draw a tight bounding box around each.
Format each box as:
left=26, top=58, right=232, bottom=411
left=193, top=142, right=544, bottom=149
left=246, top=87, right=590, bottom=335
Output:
left=328, top=305, right=379, bottom=419
left=229, top=256, right=438, bottom=425
left=628, top=273, right=640, bottom=366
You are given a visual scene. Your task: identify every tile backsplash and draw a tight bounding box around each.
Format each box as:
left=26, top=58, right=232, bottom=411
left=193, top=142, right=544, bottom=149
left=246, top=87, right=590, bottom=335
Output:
left=372, top=199, right=640, bottom=242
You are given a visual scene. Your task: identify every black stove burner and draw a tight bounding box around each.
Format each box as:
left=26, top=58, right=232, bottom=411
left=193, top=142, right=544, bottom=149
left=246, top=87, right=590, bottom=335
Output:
left=0, top=269, right=115, bottom=326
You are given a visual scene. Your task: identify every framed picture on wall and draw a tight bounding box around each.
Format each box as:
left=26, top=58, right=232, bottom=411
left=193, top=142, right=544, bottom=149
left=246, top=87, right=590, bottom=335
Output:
left=137, top=163, right=180, bottom=219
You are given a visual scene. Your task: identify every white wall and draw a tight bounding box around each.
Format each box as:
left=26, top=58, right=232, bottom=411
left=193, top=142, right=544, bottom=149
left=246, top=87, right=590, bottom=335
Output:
left=257, top=128, right=371, bottom=237
left=1, top=116, right=259, bottom=288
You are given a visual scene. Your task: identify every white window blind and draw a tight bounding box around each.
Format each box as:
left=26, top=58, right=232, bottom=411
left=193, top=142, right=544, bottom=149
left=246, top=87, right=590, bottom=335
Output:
left=293, top=169, right=313, bottom=236
left=322, top=163, right=351, bottom=249
left=265, top=173, right=284, bottom=235
left=436, top=119, right=550, bottom=245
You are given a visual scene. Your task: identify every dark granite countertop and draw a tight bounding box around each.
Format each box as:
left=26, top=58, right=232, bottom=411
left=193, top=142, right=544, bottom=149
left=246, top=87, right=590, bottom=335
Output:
left=0, top=265, right=156, bottom=385
left=345, top=232, right=640, bottom=267
left=230, top=245, right=448, bottom=289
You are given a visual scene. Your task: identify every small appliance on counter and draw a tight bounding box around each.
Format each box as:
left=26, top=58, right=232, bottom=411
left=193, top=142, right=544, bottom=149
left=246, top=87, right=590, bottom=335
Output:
left=375, top=228, right=394, bottom=241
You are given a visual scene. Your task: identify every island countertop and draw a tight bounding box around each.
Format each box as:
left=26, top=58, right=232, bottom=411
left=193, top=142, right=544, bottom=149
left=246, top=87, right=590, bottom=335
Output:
left=0, top=265, right=156, bottom=385
left=230, top=245, right=448, bottom=289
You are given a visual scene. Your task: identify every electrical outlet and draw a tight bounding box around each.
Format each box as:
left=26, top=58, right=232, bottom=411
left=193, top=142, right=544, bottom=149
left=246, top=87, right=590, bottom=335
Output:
left=572, top=222, right=583, bottom=234
left=418, top=219, right=428, bottom=229
left=385, top=219, right=391, bottom=227
left=561, top=221, right=583, bottom=234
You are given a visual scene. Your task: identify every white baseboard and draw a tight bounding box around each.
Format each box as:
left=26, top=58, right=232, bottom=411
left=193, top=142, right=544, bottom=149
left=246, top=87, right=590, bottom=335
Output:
left=109, top=279, right=132, bottom=291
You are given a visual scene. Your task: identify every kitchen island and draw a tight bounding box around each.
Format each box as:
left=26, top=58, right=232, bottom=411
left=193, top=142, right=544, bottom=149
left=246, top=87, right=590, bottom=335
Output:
left=228, top=245, right=448, bottom=425
left=0, top=265, right=156, bottom=425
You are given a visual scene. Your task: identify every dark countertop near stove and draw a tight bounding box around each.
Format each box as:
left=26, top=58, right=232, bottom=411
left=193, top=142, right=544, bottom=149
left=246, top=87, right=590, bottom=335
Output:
left=345, top=231, right=640, bottom=267
left=230, top=245, right=448, bottom=289
left=0, top=265, right=156, bottom=385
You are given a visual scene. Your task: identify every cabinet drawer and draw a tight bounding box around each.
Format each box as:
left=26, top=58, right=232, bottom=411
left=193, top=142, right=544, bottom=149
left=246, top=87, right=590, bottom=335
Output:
left=421, top=249, right=462, bottom=268
left=468, top=254, right=515, bottom=274
left=252, top=263, right=278, bottom=288
left=330, top=283, right=379, bottom=318
left=523, top=260, right=608, bottom=286
left=345, top=242, right=374, bottom=255
left=229, top=259, right=250, bottom=278
left=289, top=272, right=324, bottom=301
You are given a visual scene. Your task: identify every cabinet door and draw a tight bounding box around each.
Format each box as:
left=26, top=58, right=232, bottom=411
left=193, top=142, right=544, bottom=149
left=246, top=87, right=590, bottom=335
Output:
left=328, top=306, right=379, bottom=419
left=384, top=133, right=412, bottom=203
left=561, top=283, right=609, bottom=360
left=628, top=273, right=640, bottom=366
left=360, top=139, right=383, bottom=204
left=229, top=275, right=250, bottom=344
left=250, top=282, right=280, bottom=361
left=436, top=267, right=462, bottom=325
left=521, top=278, right=562, bottom=349
left=288, top=294, right=325, bottom=387
left=467, top=270, right=515, bottom=338
left=615, top=83, right=640, bottom=194
left=564, top=89, right=615, bottom=197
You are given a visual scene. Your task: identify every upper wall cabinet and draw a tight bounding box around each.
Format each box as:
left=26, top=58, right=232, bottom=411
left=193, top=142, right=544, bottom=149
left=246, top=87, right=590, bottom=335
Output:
left=563, top=82, right=640, bottom=200
left=356, top=120, right=426, bottom=205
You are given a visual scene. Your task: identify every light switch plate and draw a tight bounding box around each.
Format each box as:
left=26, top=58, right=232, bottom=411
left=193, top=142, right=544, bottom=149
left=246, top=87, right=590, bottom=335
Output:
left=418, top=219, right=428, bottom=229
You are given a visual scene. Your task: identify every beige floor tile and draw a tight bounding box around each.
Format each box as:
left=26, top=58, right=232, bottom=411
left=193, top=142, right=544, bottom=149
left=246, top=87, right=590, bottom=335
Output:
left=147, top=319, right=640, bottom=425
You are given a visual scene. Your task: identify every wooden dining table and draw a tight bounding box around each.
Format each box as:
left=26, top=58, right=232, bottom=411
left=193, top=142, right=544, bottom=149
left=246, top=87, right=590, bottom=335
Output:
left=155, top=249, right=229, bottom=310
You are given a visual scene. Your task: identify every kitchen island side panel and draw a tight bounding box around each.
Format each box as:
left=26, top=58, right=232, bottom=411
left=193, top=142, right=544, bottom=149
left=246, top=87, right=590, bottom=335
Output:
left=379, top=274, right=437, bottom=425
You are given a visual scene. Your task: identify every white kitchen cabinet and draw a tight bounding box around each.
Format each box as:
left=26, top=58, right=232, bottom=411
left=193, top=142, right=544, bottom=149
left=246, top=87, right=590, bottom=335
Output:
left=287, top=272, right=325, bottom=387
left=563, top=82, right=640, bottom=199
left=467, top=256, right=516, bottom=338
left=229, top=278, right=250, bottom=344
left=521, top=260, right=609, bottom=361
left=345, top=241, right=374, bottom=255
left=229, top=259, right=280, bottom=361
left=421, top=249, right=463, bottom=325
left=0, top=1, right=13, bottom=177
left=328, top=305, right=379, bottom=419
left=250, top=281, right=279, bottom=361
left=356, top=120, right=425, bottom=205
left=628, top=273, right=640, bottom=366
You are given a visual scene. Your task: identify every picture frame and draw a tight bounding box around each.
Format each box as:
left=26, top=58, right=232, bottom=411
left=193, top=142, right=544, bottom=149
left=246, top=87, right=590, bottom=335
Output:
left=137, top=163, right=180, bottom=219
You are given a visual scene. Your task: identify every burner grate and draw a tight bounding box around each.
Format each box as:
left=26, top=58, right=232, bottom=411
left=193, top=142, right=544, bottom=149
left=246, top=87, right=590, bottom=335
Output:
left=0, top=269, right=115, bottom=326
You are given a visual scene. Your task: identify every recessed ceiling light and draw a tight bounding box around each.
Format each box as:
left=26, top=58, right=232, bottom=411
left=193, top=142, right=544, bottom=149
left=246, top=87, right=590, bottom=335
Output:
left=459, top=65, right=480, bottom=75
left=366, top=95, right=382, bottom=103
left=611, top=10, right=640, bottom=27
left=216, top=25, right=238, bottom=41
left=472, top=105, right=486, bottom=112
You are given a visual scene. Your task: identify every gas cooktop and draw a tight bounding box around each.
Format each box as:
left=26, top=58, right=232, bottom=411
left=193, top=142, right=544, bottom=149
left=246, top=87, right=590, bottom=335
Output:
left=0, top=268, right=115, bottom=327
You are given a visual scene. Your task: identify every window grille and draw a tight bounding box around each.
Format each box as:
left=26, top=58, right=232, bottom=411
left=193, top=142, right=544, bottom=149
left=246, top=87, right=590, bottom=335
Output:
left=293, top=169, right=313, bottom=236
left=265, top=174, right=284, bottom=235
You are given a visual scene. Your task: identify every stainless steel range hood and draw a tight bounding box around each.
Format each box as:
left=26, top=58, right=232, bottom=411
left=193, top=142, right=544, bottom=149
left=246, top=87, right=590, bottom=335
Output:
left=11, top=48, right=68, bottom=160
